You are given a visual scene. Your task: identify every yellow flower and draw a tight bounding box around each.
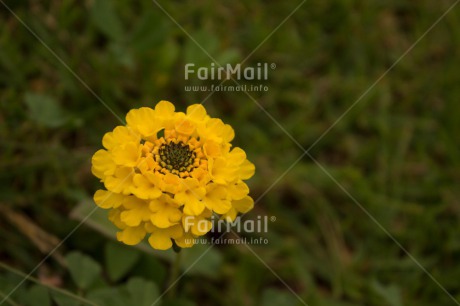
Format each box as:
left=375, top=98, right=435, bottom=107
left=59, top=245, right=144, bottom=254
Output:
left=92, top=101, right=255, bottom=250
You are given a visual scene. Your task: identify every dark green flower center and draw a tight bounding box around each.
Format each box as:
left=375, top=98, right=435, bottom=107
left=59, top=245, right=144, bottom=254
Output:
left=158, top=141, right=196, bottom=172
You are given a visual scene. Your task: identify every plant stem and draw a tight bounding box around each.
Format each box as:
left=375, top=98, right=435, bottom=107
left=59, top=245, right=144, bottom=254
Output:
left=167, top=249, right=182, bottom=299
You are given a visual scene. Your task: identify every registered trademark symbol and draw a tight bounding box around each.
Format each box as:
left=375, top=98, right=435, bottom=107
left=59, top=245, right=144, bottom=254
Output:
left=270, top=63, right=276, bottom=69
left=270, top=216, right=276, bottom=222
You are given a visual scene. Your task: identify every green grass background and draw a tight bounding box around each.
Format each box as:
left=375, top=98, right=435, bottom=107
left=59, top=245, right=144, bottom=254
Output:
left=1, top=0, right=460, bottom=305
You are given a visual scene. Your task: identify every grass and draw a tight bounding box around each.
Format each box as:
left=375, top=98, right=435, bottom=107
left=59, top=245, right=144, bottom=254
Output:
left=1, top=0, right=460, bottom=305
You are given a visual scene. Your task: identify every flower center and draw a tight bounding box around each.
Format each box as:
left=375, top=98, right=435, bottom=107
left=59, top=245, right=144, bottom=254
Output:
left=158, top=141, right=196, bottom=173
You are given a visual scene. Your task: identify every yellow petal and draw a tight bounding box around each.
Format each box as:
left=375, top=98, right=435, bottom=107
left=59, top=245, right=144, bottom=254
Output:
left=112, top=142, right=141, bottom=167
left=221, top=124, right=235, bottom=142
left=182, top=215, right=194, bottom=232
left=238, top=160, right=255, bottom=180
left=93, top=190, right=125, bottom=209
left=149, top=198, right=182, bottom=228
left=155, top=100, right=175, bottom=117
left=227, top=180, right=249, bottom=200
left=120, top=196, right=151, bottom=226
left=149, top=198, right=165, bottom=212
left=197, top=118, right=224, bottom=142
left=103, top=167, right=134, bottom=194
left=175, top=119, right=195, bottom=135
left=168, top=207, right=182, bottom=223
left=117, top=226, right=146, bottom=245
left=103, top=126, right=139, bottom=150
left=191, top=219, right=212, bottom=236
left=148, top=231, right=172, bottom=250
left=126, top=107, right=161, bottom=137
left=203, top=140, right=221, bottom=158
left=222, top=208, right=238, bottom=222
left=186, top=104, right=207, bottom=120
left=204, top=184, right=231, bottom=214
left=190, top=167, right=210, bottom=184
left=91, top=149, right=116, bottom=179
left=108, top=209, right=126, bottom=229
left=161, top=173, right=182, bottom=194
left=181, top=196, right=205, bottom=216
left=213, top=199, right=232, bottom=214
left=164, top=224, right=184, bottom=239
left=150, top=211, right=173, bottom=228
left=131, top=174, right=162, bottom=199
left=150, top=208, right=172, bottom=228
left=175, top=233, right=195, bottom=248
left=233, top=196, right=254, bottom=213
left=120, top=210, right=142, bottom=226
left=208, top=157, right=236, bottom=184
left=228, top=147, right=246, bottom=165
left=181, top=177, right=201, bottom=191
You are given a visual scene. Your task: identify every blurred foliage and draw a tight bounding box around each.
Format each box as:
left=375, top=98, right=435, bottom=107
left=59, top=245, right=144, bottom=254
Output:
left=1, top=0, right=460, bottom=305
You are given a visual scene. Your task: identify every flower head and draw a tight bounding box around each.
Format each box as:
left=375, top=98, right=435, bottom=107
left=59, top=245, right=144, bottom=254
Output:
left=91, top=101, right=255, bottom=250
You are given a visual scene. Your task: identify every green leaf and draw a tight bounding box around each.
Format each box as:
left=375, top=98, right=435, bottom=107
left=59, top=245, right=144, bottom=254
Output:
left=372, top=280, right=403, bottom=306
left=25, top=285, right=51, bottom=306
left=90, top=0, right=124, bottom=41
left=162, top=298, right=197, bottom=306
left=51, top=292, right=81, bottom=306
left=261, top=288, right=301, bottom=306
left=129, top=11, right=170, bottom=53
left=0, top=274, right=27, bottom=299
left=105, top=242, right=141, bottom=282
left=180, top=243, right=223, bottom=279
left=125, top=277, right=160, bottom=306
left=24, top=93, right=68, bottom=128
left=87, top=288, right=126, bottom=306
left=66, top=251, right=102, bottom=290
left=132, top=254, right=167, bottom=285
